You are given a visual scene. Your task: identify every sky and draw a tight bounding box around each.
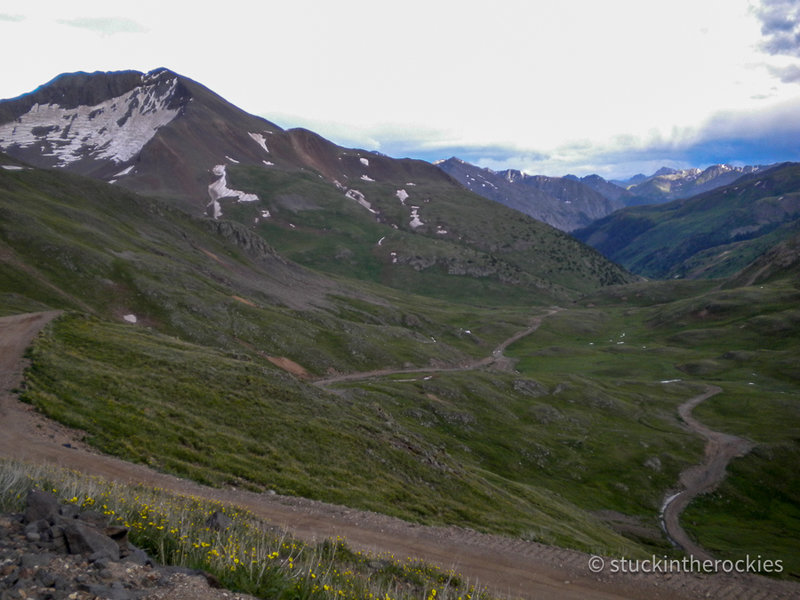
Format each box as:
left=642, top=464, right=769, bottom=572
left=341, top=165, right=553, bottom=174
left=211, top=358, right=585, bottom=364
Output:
left=1, top=0, right=799, bottom=179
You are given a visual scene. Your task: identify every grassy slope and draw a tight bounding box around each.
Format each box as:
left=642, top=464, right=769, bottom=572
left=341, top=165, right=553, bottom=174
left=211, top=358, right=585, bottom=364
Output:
left=22, top=312, right=640, bottom=556
left=222, top=165, right=634, bottom=302
left=1, top=165, right=640, bottom=554
left=0, top=166, right=536, bottom=375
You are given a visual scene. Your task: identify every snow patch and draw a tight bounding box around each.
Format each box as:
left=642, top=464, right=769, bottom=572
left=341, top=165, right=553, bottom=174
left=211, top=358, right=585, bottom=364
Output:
left=262, top=160, right=274, bottom=166
left=123, top=314, right=138, bottom=324
left=208, top=200, right=223, bottom=219
left=390, top=251, right=398, bottom=264
left=377, top=236, right=385, bottom=246
left=208, top=164, right=259, bottom=203
left=260, top=210, right=271, bottom=219
left=1, top=165, right=25, bottom=171
left=359, top=157, right=369, bottom=166
left=225, top=155, right=240, bottom=164
left=248, top=132, right=270, bottom=153
left=0, top=76, right=180, bottom=166
left=345, top=189, right=377, bottom=213
left=409, top=206, right=424, bottom=228
left=360, top=174, right=375, bottom=182
left=395, top=189, right=409, bottom=204
left=436, top=226, right=448, bottom=235
left=114, top=165, right=135, bottom=177
left=207, top=164, right=259, bottom=218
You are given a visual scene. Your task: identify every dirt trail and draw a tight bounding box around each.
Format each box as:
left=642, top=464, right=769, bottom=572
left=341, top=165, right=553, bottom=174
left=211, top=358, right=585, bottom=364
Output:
left=313, top=308, right=561, bottom=387
left=1, top=311, right=798, bottom=599
left=661, top=386, right=755, bottom=561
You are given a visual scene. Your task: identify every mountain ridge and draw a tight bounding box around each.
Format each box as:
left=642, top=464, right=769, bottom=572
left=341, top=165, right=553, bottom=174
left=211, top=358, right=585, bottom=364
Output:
left=574, top=162, right=800, bottom=279
left=435, top=157, right=625, bottom=231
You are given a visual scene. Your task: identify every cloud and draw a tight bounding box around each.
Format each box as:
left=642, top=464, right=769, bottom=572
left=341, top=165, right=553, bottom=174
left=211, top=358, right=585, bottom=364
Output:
left=767, top=63, right=800, bottom=82
left=376, top=98, right=800, bottom=179
left=0, top=13, right=24, bottom=22
left=56, top=17, right=147, bottom=35
left=752, top=0, right=800, bottom=56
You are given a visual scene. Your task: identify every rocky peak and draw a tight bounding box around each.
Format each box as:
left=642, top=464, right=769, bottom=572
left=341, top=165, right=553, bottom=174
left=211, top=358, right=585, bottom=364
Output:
left=0, top=69, right=186, bottom=169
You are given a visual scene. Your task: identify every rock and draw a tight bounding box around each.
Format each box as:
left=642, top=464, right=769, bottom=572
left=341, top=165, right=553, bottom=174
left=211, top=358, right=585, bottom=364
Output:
left=24, top=519, right=51, bottom=543
left=80, top=582, right=136, bottom=600
left=63, top=521, right=119, bottom=561
left=644, top=456, right=662, bottom=471
left=35, top=568, right=57, bottom=587
left=58, top=505, right=80, bottom=520
left=77, top=511, right=108, bottom=529
left=24, top=490, right=59, bottom=524
left=205, top=511, right=232, bottom=531
left=21, top=552, right=53, bottom=568
left=121, top=544, right=151, bottom=566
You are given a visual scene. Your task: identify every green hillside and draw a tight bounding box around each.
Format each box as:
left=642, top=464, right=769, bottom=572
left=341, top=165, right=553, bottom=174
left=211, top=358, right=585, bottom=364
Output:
left=216, top=162, right=634, bottom=303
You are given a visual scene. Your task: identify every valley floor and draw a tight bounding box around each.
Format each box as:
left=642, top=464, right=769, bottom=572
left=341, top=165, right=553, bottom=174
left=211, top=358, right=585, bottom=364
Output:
left=1, top=312, right=798, bottom=600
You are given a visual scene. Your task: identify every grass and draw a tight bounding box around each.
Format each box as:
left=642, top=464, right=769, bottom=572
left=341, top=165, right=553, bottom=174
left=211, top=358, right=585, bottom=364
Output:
left=681, top=441, right=800, bottom=579
left=0, top=458, right=490, bottom=600
left=19, top=311, right=641, bottom=557
left=16, top=275, right=800, bottom=568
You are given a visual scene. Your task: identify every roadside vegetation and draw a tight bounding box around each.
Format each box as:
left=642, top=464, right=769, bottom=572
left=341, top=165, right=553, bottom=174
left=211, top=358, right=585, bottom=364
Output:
left=0, top=459, right=491, bottom=600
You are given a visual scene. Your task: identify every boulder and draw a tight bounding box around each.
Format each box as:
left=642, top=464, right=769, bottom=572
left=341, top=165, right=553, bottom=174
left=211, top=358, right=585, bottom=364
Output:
left=23, top=490, right=59, bottom=524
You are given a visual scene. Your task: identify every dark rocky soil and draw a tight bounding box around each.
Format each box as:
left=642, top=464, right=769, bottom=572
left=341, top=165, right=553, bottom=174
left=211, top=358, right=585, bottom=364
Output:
left=0, top=491, right=255, bottom=600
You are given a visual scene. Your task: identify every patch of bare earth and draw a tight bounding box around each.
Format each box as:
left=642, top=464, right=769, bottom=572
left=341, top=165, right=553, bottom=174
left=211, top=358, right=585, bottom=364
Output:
left=265, top=356, right=310, bottom=379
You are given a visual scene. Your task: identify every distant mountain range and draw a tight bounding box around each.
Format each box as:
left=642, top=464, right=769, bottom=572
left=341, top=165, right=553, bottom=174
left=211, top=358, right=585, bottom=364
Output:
left=435, top=158, right=624, bottom=231
left=574, top=162, right=800, bottom=279
left=612, top=164, right=767, bottom=204
left=436, top=158, right=770, bottom=232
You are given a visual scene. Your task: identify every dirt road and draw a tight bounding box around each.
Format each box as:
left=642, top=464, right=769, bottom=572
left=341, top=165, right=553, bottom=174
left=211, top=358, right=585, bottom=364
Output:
left=313, top=308, right=561, bottom=387
left=660, top=386, right=755, bottom=561
left=1, top=311, right=797, bottom=599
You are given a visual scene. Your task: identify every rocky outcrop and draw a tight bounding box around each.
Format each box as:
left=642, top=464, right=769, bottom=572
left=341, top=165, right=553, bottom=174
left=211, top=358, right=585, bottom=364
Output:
left=0, top=490, right=255, bottom=600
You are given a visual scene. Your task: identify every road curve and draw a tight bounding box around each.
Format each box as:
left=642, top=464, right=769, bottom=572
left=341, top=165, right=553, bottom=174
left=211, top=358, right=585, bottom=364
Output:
left=660, top=385, right=755, bottom=560
left=313, top=308, right=561, bottom=387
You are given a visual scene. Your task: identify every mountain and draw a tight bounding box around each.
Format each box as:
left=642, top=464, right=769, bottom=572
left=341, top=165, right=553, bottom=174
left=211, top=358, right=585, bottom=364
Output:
left=436, top=157, right=624, bottom=231
left=574, top=162, right=800, bottom=279
left=0, top=68, right=449, bottom=215
left=614, top=164, right=766, bottom=205
left=0, top=69, right=635, bottom=300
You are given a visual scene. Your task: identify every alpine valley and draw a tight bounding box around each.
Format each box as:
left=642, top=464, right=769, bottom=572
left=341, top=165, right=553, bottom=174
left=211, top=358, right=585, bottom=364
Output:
left=0, top=68, right=798, bottom=598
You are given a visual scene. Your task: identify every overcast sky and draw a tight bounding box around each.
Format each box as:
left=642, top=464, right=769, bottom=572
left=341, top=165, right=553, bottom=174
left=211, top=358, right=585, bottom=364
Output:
left=1, top=0, right=799, bottom=178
